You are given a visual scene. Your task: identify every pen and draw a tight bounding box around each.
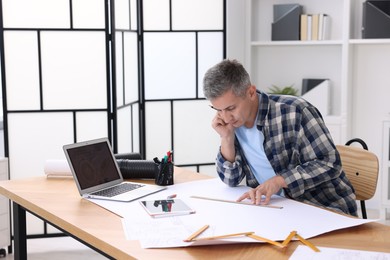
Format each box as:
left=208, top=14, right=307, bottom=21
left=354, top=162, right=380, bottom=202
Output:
left=167, top=150, right=173, bottom=162
left=167, top=194, right=176, bottom=199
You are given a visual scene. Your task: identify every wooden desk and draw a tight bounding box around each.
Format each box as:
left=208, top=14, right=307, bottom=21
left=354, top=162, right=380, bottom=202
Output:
left=0, top=168, right=390, bottom=259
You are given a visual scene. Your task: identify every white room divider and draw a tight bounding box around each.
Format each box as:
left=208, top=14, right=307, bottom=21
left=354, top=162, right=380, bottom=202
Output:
left=0, top=0, right=225, bottom=238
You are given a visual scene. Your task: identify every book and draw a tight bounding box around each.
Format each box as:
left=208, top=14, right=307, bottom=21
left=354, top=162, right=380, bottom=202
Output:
left=301, top=13, right=329, bottom=41
left=322, top=14, right=330, bottom=40
left=139, top=199, right=196, bottom=218
left=300, top=14, right=308, bottom=40
left=318, top=14, right=324, bottom=40
left=312, top=14, right=320, bottom=40
left=307, top=15, right=312, bottom=41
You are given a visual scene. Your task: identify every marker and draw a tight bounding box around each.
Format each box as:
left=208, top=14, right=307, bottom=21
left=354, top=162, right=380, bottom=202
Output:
left=167, top=150, right=173, bottom=163
left=167, top=194, right=177, bottom=199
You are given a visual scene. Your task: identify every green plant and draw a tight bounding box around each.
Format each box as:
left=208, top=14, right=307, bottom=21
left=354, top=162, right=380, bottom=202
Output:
left=268, top=85, right=298, bottom=96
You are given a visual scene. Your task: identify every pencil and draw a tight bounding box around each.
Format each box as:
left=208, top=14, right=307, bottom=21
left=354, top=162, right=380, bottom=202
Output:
left=190, top=196, right=283, bottom=209
left=192, top=232, right=254, bottom=241
left=282, top=230, right=297, bottom=246
left=184, top=225, right=209, bottom=242
left=295, top=233, right=320, bottom=252
left=247, top=233, right=285, bottom=248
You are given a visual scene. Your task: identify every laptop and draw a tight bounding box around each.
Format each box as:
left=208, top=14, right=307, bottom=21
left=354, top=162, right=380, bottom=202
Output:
left=63, top=138, right=166, bottom=202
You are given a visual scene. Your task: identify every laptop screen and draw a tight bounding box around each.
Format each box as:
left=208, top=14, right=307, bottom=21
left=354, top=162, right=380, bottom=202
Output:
left=67, top=141, right=121, bottom=190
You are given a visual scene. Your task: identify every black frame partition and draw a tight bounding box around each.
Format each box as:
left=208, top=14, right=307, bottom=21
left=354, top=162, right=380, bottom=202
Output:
left=139, top=0, right=226, bottom=173
left=0, top=0, right=225, bottom=244
left=0, top=0, right=115, bottom=244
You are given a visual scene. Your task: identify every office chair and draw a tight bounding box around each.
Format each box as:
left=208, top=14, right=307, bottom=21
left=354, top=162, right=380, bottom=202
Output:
left=336, top=138, right=379, bottom=219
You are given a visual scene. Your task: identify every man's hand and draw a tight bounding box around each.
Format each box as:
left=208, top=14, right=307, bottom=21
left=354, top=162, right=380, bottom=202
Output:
left=211, top=113, right=235, bottom=139
left=211, top=113, right=236, bottom=162
left=237, top=175, right=287, bottom=205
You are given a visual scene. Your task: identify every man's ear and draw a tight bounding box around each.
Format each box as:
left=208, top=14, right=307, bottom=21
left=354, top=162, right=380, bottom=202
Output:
left=248, top=85, right=257, bottom=99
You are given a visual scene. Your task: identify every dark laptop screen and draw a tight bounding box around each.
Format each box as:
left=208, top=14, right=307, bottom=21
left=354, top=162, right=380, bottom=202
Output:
left=67, top=141, right=120, bottom=190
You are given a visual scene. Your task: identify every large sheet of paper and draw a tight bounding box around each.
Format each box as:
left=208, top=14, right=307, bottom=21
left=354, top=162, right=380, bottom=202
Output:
left=290, top=245, right=390, bottom=259
left=88, top=178, right=375, bottom=248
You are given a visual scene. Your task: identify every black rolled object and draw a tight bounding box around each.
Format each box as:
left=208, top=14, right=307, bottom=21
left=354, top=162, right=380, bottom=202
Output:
left=116, top=159, right=158, bottom=179
left=114, top=153, right=142, bottom=160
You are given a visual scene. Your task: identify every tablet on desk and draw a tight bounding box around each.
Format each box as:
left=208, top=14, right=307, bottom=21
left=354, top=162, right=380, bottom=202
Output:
left=140, top=199, right=195, bottom=218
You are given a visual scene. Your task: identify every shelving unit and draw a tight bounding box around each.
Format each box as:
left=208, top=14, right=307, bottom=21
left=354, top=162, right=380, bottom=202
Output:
left=245, top=0, right=350, bottom=144
left=244, top=0, right=390, bottom=218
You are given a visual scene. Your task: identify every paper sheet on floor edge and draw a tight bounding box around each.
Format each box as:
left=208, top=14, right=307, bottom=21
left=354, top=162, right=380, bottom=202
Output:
left=289, top=245, right=390, bottom=259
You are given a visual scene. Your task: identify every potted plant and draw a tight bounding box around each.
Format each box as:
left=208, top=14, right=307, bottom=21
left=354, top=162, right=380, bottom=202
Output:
left=268, top=84, right=298, bottom=96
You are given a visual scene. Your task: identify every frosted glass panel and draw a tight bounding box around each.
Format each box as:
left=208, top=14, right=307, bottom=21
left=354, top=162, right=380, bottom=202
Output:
left=72, top=0, right=105, bottom=28
left=143, top=0, right=170, bottom=30
left=144, top=33, right=196, bottom=100
left=40, top=31, right=107, bottom=109
left=76, top=111, right=108, bottom=142
left=172, top=0, right=223, bottom=30
left=199, top=165, right=218, bottom=177
left=115, top=0, right=130, bottom=30
left=2, top=0, right=70, bottom=28
left=145, top=102, right=171, bottom=160
left=132, top=104, right=140, bottom=153
left=116, top=32, right=124, bottom=107
left=117, top=106, right=132, bottom=153
left=130, top=0, right=138, bottom=30
left=8, top=112, right=74, bottom=180
left=4, top=31, right=40, bottom=110
left=124, top=32, right=139, bottom=104
left=173, top=100, right=219, bottom=164
left=197, top=32, right=224, bottom=98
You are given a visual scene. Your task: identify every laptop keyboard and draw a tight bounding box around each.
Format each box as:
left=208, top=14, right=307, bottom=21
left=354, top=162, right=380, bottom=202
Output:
left=92, top=183, right=144, bottom=197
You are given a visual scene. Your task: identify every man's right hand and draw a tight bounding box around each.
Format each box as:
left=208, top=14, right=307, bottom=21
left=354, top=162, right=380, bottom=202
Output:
left=211, top=113, right=235, bottom=139
left=212, top=114, right=236, bottom=162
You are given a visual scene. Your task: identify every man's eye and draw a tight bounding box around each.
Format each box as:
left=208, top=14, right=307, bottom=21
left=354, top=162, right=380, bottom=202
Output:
left=226, top=107, right=235, bottom=112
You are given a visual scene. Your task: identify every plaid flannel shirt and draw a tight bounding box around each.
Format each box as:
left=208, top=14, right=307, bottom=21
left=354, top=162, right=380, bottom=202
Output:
left=216, top=91, right=357, bottom=216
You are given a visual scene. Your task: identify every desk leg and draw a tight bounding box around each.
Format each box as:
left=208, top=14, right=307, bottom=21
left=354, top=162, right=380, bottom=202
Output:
left=13, top=202, right=27, bottom=260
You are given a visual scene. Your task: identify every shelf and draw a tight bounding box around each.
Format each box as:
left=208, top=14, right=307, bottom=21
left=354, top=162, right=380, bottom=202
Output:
left=251, top=40, right=343, bottom=47
left=349, top=39, right=390, bottom=45
left=251, top=39, right=390, bottom=46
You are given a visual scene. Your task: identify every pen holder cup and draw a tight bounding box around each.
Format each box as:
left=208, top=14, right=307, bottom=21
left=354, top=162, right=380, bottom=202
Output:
left=155, top=162, right=174, bottom=186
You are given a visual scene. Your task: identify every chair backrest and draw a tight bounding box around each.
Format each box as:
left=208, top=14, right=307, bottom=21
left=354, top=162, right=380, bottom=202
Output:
left=336, top=145, right=379, bottom=201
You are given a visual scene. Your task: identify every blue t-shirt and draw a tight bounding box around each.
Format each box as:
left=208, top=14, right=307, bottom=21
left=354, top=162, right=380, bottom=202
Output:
left=235, top=121, right=276, bottom=185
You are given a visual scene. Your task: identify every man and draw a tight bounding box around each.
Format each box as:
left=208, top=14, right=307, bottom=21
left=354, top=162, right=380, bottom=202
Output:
left=202, top=59, right=357, bottom=216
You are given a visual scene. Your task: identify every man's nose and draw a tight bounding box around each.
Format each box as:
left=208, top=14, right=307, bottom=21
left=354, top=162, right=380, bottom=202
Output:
left=219, top=110, right=232, bottom=122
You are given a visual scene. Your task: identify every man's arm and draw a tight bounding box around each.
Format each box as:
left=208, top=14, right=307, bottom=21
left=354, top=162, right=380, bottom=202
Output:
left=280, top=106, right=343, bottom=198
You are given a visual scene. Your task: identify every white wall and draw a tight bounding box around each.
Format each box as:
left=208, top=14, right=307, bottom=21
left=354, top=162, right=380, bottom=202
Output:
left=351, top=44, right=390, bottom=211
left=226, top=0, right=247, bottom=62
